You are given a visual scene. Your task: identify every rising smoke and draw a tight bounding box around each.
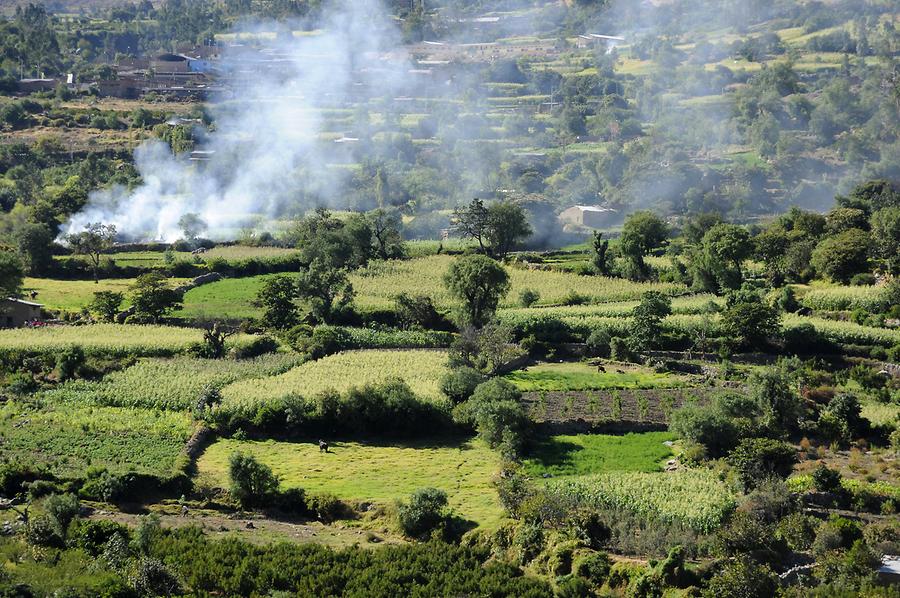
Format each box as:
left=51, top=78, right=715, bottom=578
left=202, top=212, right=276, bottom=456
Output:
left=64, top=0, right=413, bottom=242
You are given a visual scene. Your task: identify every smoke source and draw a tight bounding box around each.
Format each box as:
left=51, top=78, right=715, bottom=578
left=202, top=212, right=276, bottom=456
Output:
left=64, top=0, right=411, bottom=242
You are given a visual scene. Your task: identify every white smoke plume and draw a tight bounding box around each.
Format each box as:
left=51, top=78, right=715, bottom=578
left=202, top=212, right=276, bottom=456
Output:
left=64, top=0, right=411, bottom=242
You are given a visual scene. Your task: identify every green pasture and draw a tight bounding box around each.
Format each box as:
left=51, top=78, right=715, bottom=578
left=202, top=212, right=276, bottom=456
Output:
left=504, top=362, right=686, bottom=392
left=197, top=437, right=505, bottom=527
left=24, top=277, right=186, bottom=312
left=522, top=432, right=675, bottom=477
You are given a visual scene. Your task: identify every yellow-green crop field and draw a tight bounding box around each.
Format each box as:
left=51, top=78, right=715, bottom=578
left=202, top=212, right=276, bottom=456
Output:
left=220, top=349, right=449, bottom=411
left=0, top=324, right=222, bottom=356
left=546, top=469, right=736, bottom=533
left=197, top=437, right=504, bottom=527
left=47, top=353, right=304, bottom=411
left=350, top=255, right=688, bottom=309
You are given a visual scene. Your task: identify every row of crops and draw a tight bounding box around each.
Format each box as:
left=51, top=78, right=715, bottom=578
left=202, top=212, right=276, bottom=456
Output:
left=545, top=470, right=737, bottom=533
left=219, top=349, right=450, bottom=411
left=0, top=324, right=256, bottom=357
left=0, top=401, right=194, bottom=478
left=47, top=353, right=304, bottom=410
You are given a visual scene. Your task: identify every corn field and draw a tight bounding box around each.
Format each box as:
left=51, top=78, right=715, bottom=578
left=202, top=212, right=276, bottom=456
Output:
left=47, top=353, right=304, bottom=411
left=798, top=285, right=890, bottom=312
left=220, top=349, right=450, bottom=411
left=0, top=324, right=256, bottom=357
left=350, top=255, right=689, bottom=309
left=546, top=470, right=737, bottom=533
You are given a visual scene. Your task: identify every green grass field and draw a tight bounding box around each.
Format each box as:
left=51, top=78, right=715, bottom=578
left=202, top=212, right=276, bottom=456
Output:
left=219, top=349, right=449, bottom=411
left=24, top=277, right=187, bottom=312
left=0, top=324, right=217, bottom=356
left=180, top=274, right=275, bottom=320
left=504, top=362, right=686, bottom=392
left=522, top=432, right=675, bottom=477
left=197, top=437, right=504, bottom=527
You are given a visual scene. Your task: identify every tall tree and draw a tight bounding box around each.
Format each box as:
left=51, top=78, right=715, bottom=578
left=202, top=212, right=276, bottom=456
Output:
left=444, top=254, right=510, bottom=328
left=66, top=222, right=116, bottom=283
left=452, top=199, right=489, bottom=254
left=130, top=273, right=182, bottom=323
left=295, top=258, right=354, bottom=323
left=484, top=201, right=532, bottom=259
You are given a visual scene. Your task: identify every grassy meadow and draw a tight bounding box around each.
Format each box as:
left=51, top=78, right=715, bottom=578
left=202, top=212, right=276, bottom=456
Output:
left=522, top=432, right=676, bottom=477
left=197, top=437, right=504, bottom=527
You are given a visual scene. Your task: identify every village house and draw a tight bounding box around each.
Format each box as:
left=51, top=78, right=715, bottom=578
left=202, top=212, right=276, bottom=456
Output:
left=1, top=298, right=43, bottom=328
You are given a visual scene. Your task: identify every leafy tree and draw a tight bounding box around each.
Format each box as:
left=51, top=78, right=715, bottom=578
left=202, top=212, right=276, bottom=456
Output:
left=825, top=207, right=869, bottom=234
left=0, top=250, right=24, bottom=297
left=201, top=322, right=236, bottom=359
left=397, top=487, right=449, bottom=539
left=590, top=231, right=611, bottom=275
left=394, top=293, right=444, bottom=330
left=619, top=211, right=668, bottom=280
left=66, top=222, right=117, bottom=283
left=296, top=258, right=354, bottom=324
left=453, top=199, right=532, bottom=259
left=811, top=228, right=870, bottom=283
left=749, top=366, right=802, bottom=435
left=670, top=406, right=738, bottom=458
left=484, top=201, right=532, bottom=259
left=228, top=452, right=279, bottom=509
left=451, top=198, right=489, bottom=254
left=13, top=222, right=53, bottom=275
left=286, top=209, right=372, bottom=269
left=255, top=275, right=298, bottom=330
left=368, top=208, right=405, bottom=260
left=629, top=291, right=672, bottom=352
left=444, top=255, right=510, bottom=328
left=699, top=223, right=752, bottom=291
left=129, top=273, right=182, bottom=323
left=727, top=438, right=797, bottom=491
left=439, top=366, right=485, bottom=404
left=177, top=212, right=207, bottom=241
left=453, top=379, right=530, bottom=458
left=720, top=288, right=780, bottom=351
left=88, top=291, right=124, bottom=323
left=870, top=207, right=900, bottom=273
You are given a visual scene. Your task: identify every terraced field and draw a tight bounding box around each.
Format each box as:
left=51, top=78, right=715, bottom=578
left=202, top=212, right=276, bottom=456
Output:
left=219, top=349, right=450, bottom=411
left=197, top=437, right=504, bottom=527
left=46, top=353, right=304, bottom=411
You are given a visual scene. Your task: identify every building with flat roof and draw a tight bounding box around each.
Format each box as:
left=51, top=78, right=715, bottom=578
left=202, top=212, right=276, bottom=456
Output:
left=1, top=298, right=43, bottom=328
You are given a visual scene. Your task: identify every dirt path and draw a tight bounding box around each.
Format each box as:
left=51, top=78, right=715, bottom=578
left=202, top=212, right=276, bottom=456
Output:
left=87, top=505, right=404, bottom=549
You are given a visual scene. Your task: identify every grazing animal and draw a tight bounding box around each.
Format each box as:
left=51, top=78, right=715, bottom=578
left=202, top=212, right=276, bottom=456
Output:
left=596, top=364, right=606, bottom=373
left=318, top=439, right=329, bottom=453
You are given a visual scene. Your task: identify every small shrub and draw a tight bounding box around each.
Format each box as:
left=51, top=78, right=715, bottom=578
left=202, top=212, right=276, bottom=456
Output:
left=585, top=329, right=611, bottom=358
left=609, top=337, right=634, bottom=361
left=228, top=452, right=279, bottom=508
left=306, top=492, right=345, bottom=523
left=439, top=366, right=485, bottom=404
left=776, top=512, right=818, bottom=551
left=850, top=273, right=876, bottom=286
left=397, top=487, right=448, bottom=539
left=519, top=288, right=540, bottom=307
left=811, top=464, right=843, bottom=493
left=513, top=521, right=544, bottom=564
left=572, top=551, right=611, bottom=586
